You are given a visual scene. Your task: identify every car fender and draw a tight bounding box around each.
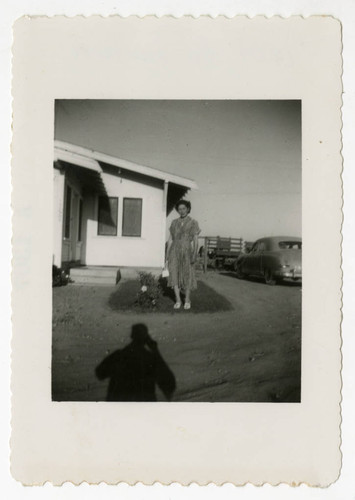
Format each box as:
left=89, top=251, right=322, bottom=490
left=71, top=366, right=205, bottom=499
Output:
left=236, top=255, right=247, bottom=272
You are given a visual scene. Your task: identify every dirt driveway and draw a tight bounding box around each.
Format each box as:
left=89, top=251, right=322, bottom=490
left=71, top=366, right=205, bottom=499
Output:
left=52, top=271, right=301, bottom=402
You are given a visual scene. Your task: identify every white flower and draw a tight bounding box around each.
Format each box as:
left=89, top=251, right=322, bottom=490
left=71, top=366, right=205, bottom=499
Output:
left=141, top=285, right=148, bottom=292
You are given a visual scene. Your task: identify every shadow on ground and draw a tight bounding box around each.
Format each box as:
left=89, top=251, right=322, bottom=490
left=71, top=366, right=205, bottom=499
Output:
left=108, top=279, right=234, bottom=313
left=52, top=273, right=301, bottom=402
left=96, top=323, right=176, bottom=401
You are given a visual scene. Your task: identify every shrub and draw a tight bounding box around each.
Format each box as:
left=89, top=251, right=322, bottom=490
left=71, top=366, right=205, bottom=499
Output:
left=136, top=272, right=162, bottom=309
left=52, top=265, right=72, bottom=287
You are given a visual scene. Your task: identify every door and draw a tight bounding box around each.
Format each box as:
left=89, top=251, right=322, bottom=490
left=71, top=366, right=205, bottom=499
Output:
left=71, top=193, right=83, bottom=261
left=243, top=242, right=254, bottom=274
left=245, top=241, right=265, bottom=276
left=62, top=183, right=72, bottom=263
left=62, top=183, right=83, bottom=264
left=255, top=241, right=266, bottom=276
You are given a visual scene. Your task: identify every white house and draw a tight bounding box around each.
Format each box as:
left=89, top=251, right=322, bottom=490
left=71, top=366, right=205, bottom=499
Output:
left=53, top=140, right=197, bottom=271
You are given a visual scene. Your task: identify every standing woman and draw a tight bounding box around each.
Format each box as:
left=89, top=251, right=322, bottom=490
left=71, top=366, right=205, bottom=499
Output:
left=165, top=200, right=201, bottom=310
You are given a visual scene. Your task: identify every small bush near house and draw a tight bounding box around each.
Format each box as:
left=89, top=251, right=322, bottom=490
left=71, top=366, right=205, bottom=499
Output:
left=52, top=265, right=71, bottom=287
left=136, top=272, right=162, bottom=309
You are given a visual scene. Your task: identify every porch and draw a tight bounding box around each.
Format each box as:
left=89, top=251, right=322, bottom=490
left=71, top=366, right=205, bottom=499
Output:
left=69, top=265, right=162, bottom=285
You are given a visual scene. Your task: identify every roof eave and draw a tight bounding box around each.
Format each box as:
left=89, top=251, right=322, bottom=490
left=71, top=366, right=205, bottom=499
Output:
left=54, top=147, right=102, bottom=173
left=54, top=140, right=198, bottom=190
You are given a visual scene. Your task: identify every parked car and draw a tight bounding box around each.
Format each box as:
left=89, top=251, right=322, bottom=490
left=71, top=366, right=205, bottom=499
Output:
left=233, top=236, right=302, bottom=285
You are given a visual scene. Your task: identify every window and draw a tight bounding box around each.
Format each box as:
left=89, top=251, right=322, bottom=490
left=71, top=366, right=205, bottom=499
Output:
left=279, top=241, right=302, bottom=250
left=64, top=184, right=72, bottom=239
left=259, top=242, right=266, bottom=252
left=98, top=196, right=118, bottom=236
left=122, top=198, right=142, bottom=237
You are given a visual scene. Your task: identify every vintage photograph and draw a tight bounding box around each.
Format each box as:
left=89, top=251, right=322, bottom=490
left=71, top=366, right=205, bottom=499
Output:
left=52, top=99, right=302, bottom=403
left=12, top=15, right=342, bottom=485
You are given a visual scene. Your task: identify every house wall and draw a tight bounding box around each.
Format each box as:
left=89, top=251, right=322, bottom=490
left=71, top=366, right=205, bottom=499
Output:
left=53, top=167, right=65, bottom=267
left=84, top=171, right=166, bottom=268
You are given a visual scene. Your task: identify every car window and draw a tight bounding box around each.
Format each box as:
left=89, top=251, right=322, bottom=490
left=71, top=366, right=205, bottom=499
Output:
left=279, top=241, right=302, bottom=249
left=259, top=242, right=266, bottom=251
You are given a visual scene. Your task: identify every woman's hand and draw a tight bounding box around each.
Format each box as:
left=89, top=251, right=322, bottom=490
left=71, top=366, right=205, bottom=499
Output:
left=191, top=235, right=199, bottom=265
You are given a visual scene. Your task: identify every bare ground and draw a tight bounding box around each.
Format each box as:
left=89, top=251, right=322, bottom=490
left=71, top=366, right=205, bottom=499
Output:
left=52, top=271, right=301, bottom=402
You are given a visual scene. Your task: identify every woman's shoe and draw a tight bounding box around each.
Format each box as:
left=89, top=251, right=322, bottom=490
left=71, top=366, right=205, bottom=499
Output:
left=174, top=302, right=182, bottom=309
left=184, top=302, right=191, bottom=310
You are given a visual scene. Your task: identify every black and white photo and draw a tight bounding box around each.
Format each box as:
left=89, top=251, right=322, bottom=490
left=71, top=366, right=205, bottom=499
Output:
left=52, top=99, right=302, bottom=403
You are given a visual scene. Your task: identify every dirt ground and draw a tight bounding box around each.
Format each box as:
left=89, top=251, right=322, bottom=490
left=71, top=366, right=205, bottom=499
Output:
left=52, top=270, right=301, bottom=402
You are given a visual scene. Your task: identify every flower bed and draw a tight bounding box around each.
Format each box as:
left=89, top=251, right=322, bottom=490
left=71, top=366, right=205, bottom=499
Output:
left=108, top=275, right=233, bottom=314
left=137, top=272, right=162, bottom=309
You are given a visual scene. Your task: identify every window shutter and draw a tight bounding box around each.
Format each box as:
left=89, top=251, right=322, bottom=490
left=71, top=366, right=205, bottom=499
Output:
left=98, top=196, right=118, bottom=236
left=122, top=198, right=142, bottom=237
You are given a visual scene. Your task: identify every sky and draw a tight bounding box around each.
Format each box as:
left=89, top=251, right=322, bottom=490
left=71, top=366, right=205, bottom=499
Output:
left=55, top=100, right=301, bottom=241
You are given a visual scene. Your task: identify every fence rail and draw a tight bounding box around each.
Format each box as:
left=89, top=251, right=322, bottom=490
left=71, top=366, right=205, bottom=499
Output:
left=198, top=236, right=246, bottom=272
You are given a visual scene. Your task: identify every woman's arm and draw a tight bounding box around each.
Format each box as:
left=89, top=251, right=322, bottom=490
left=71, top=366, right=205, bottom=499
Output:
left=191, top=234, right=199, bottom=264
left=165, top=234, right=173, bottom=266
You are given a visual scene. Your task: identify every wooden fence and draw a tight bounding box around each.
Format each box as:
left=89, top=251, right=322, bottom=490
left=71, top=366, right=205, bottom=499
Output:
left=198, top=236, right=246, bottom=272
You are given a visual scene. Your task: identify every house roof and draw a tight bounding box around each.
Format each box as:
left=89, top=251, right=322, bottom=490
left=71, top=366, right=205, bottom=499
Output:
left=54, top=140, right=198, bottom=190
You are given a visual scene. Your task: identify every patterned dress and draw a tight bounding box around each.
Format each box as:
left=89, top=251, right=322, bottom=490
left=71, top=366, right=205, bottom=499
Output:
left=167, top=216, right=201, bottom=290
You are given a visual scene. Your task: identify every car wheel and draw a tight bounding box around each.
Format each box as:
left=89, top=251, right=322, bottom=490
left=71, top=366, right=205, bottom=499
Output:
left=234, top=261, right=245, bottom=279
left=264, top=268, right=277, bottom=285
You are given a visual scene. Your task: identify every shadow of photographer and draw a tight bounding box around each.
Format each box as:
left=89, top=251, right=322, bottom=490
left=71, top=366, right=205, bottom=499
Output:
left=96, top=323, right=176, bottom=402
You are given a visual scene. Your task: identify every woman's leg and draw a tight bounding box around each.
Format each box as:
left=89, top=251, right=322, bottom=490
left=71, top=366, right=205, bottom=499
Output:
left=173, top=286, right=181, bottom=304
left=185, top=288, right=191, bottom=304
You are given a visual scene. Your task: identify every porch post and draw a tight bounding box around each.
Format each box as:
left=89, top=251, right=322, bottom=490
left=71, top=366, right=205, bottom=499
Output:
left=163, top=180, right=168, bottom=212
left=162, top=180, right=169, bottom=266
